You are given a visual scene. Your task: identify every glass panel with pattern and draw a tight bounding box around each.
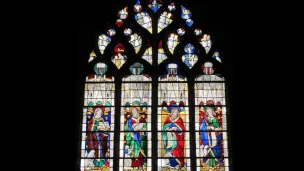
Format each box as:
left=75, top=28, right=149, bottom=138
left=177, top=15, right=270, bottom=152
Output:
left=80, top=1, right=231, bottom=171
left=81, top=63, right=115, bottom=171
left=119, top=73, right=152, bottom=171
left=195, top=70, right=229, bottom=171
left=157, top=63, right=191, bottom=171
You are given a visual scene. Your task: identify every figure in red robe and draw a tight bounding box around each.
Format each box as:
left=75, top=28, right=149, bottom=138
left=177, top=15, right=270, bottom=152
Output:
left=86, top=105, right=109, bottom=167
left=161, top=101, right=186, bottom=169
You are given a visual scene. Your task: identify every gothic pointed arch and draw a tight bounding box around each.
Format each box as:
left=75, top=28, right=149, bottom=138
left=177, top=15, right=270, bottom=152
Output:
left=79, top=0, right=231, bottom=171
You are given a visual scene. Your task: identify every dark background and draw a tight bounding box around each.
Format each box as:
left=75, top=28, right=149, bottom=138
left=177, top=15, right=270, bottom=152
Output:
left=75, top=0, right=286, bottom=170
left=0, top=0, right=288, bottom=170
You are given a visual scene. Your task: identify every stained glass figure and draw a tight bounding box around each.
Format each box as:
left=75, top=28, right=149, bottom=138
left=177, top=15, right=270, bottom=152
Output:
left=158, top=11, right=173, bottom=33
left=111, top=44, right=127, bottom=69
left=81, top=106, right=114, bottom=171
left=195, top=74, right=228, bottom=171
left=120, top=75, right=152, bottom=171
left=200, top=34, right=212, bottom=54
left=157, top=64, right=190, bottom=170
left=135, top=12, right=153, bottom=34
left=98, top=34, right=111, bottom=55
left=128, top=33, right=142, bottom=54
left=167, top=33, right=179, bottom=54
left=82, top=71, right=115, bottom=171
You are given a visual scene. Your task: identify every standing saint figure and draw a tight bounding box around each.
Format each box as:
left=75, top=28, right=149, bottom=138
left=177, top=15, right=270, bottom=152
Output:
left=200, top=100, right=224, bottom=167
left=86, top=104, right=109, bottom=168
left=199, top=101, right=210, bottom=158
left=124, top=101, right=147, bottom=168
left=161, top=101, right=186, bottom=169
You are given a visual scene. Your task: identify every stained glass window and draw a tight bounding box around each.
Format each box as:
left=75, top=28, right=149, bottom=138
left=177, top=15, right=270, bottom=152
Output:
left=80, top=1, right=232, bottom=171
left=120, top=69, right=152, bottom=170
left=81, top=63, right=115, bottom=171
left=158, top=64, right=191, bottom=170
left=195, top=64, right=229, bottom=171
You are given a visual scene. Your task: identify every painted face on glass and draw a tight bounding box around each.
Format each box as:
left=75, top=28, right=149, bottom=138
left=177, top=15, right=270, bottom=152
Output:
left=94, top=108, right=103, bottom=118
left=131, top=107, right=140, bottom=119
left=206, top=107, right=214, bottom=117
left=170, top=108, right=179, bottom=120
